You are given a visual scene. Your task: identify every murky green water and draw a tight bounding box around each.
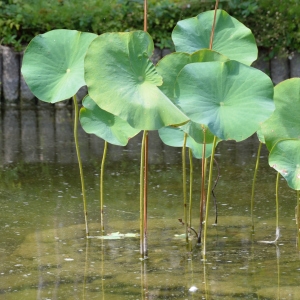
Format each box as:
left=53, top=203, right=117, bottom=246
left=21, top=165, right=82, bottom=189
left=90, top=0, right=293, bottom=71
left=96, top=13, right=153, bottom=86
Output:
left=1, top=107, right=300, bottom=299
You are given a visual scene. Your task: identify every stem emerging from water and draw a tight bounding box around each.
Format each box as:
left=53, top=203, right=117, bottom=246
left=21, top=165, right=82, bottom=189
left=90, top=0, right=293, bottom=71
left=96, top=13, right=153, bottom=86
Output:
left=198, top=0, right=219, bottom=245
left=100, top=141, right=108, bottom=233
left=297, top=190, right=300, bottom=249
left=198, top=130, right=206, bottom=244
left=144, top=130, right=148, bottom=257
left=182, top=133, right=188, bottom=241
left=140, top=131, right=147, bottom=258
left=189, top=148, right=193, bottom=230
left=275, top=172, right=279, bottom=234
left=251, top=141, right=262, bottom=232
left=73, top=95, right=89, bottom=237
left=203, top=136, right=217, bottom=257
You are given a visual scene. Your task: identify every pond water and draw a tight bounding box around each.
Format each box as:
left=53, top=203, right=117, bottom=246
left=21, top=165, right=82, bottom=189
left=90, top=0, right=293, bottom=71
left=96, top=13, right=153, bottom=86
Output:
left=0, top=107, right=300, bottom=299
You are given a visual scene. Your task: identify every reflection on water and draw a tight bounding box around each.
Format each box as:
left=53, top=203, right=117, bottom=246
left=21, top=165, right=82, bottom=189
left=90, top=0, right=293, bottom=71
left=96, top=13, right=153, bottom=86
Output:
left=0, top=107, right=300, bottom=299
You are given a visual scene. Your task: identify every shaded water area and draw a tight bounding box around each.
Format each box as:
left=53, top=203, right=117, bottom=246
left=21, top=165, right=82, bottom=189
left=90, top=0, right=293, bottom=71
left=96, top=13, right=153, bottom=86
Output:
left=1, top=106, right=300, bottom=299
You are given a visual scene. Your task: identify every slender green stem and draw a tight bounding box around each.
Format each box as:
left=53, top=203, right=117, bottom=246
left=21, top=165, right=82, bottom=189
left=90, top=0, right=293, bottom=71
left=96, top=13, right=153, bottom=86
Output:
left=143, top=131, right=148, bottom=257
left=140, top=131, right=146, bottom=257
left=182, top=133, right=188, bottom=242
left=251, top=141, right=262, bottom=232
left=275, top=172, right=279, bottom=231
left=72, top=95, right=89, bottom=237
left=189, top=148, right=193, bottom=230
left=209, top=0, right=220, bottom=49
left=144, top=0, right=148, bottom=32
left=203, top=136, right=217, bottom=257
left=198, top=130, right=207, bottom=244
left=100, top=141, right=108, bottom=233
left=297, top=190, right=300, bottom=249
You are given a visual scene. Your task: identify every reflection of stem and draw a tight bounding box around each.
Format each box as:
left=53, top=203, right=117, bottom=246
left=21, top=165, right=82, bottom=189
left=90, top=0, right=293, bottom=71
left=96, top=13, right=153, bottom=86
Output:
left=182, top=133, right=188, bottom=242
left=203, top=260, right=209, bottom=299
left=83, top=239, right=89, bottom=300
left=189, top=148, right=193, bottom=230
left=251, top=142, right=262, bottom=233
left=101, top=239, right=105, bottom=300
left=144, top=131, right=148, bottom=257
left=100, top=141, right=108, bottom=233
left=203, top=136, right=217, bottom=257
left=140, top=131, right=146, bottom=257
left=73, top=95, right=89, bottom=237
left=276, top=244, right=280, bottom=300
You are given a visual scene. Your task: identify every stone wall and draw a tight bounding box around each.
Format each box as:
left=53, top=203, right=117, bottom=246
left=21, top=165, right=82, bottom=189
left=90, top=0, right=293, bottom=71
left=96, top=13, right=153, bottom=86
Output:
left=0, top=45, right=300, bottom=106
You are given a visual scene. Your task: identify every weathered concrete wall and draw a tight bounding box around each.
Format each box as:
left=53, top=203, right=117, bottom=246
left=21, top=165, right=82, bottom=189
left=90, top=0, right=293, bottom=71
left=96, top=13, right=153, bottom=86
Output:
left=2, top=46, right=300, bottom=106
left=2, top=46, right=20, bottom=104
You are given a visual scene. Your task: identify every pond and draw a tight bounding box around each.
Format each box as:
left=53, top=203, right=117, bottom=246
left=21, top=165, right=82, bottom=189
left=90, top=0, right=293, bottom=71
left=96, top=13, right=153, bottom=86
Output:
left=0, top=107, right=300, bottom=299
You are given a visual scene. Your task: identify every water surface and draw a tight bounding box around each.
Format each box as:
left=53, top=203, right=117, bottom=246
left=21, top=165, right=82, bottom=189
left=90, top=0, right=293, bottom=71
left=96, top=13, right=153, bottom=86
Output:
left=0, top=107, right=300, bottom=299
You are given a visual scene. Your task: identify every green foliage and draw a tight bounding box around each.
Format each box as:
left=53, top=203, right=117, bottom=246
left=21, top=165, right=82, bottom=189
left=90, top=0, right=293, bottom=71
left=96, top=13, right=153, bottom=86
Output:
left=84, top=31, right=189, bottom=130
left=21, top=29, right=97, bottom=103
left=2, top=0, right=299, bottom=54
left=229, top=0, right=300, bottom=57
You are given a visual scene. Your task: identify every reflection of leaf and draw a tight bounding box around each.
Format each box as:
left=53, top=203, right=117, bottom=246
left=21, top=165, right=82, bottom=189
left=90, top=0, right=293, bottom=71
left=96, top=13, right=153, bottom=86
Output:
left=172, top=10, right=257, bottom=65
left=80, top=95, right=140, bottom=146
left=22, top=29, right=97, bottom=103
left=174, top=233, right=194, bottom=240
left=175, top=60, right=274, bottom=141
left=85, top=31, right=189, bottom=130
left=88, top=232, right=139, bottom=239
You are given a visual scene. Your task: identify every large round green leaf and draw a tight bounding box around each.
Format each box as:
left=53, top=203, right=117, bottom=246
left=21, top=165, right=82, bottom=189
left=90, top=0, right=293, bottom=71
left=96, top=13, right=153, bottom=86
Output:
left=156, top=49, right=227, bottom=144
left=21, top=29, right=97, bottom=103
left=175, top=60, right=274, bottom=141
left=269, top=139, right=300, bottom=190
left=158, top=126, right=214, bottom=159
left=84, top=31, right=189, bottom=130
left=172, top=10, right=257, bottom=66
left=156, top=49, right=229, bottom=102
left=261, top=78, right=300, bottom=151
left=80, top=96, right=140, bottom=146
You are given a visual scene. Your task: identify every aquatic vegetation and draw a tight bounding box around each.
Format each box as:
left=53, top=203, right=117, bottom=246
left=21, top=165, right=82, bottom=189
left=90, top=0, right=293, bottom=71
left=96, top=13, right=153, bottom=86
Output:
left=79, top=95, right=140, bottom=232
left=23, top=0, right=300, bottom=258
left=21, top=29, right=97, bottom=237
